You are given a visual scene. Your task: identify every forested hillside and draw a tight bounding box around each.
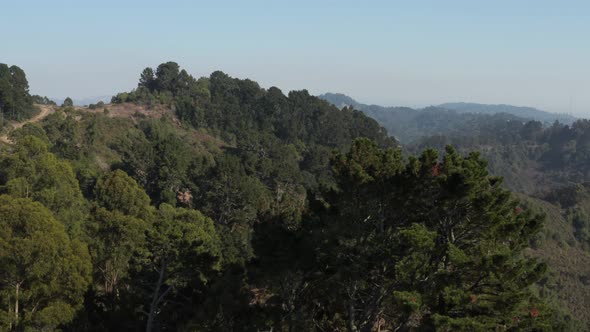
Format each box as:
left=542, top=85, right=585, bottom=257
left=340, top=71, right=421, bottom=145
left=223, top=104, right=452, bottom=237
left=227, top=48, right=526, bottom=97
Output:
left=0, top=63, right=586, bottom=331
left=322, top=92, right=590, bottom=328
left=410, top=119, right=590, bottom=194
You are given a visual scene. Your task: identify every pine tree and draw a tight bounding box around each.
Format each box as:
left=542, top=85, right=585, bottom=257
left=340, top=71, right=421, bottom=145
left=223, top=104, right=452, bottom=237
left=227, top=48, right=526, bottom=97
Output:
left=265, top=140, right=553, bottom=331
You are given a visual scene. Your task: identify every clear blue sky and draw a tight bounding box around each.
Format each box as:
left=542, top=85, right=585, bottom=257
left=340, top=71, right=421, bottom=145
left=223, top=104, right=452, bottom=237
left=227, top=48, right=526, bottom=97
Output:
left=3, top=0, right=590, bottom=115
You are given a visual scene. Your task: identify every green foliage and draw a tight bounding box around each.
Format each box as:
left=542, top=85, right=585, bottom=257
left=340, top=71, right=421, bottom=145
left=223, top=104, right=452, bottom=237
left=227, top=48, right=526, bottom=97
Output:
left=62, top=97, right=74, bottom=107
left=0, top=63, right=37, bottom=124
left=9, top=122, right=50, bottom=144
left=141, top=204, right=222, bottom=331
left=30, top=95, right=56, bottom=105
left=0, top=136, right=86, bottom=234
left=0, top=63, right=583, bottom=330
left=251, top=141, right=554, bottom=331
left=112, top=62, right=210, bottom=108
left=42, top=109, right=85, bottom=160
left=113, top=63, right=395, bottom=150
left=94, top=169, right=152, bottom=219
left=93, top=207, right=148, bottom=277
left=85, top=206, right=149, bottom=321
left=408, top=117, right=590, bottom=194
left=0, top=195, right=91, bottom=331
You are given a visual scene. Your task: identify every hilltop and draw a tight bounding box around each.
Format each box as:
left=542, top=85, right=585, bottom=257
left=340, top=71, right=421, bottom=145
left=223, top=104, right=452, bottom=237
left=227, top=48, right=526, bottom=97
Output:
left=320, top=93, right=576, bottom=124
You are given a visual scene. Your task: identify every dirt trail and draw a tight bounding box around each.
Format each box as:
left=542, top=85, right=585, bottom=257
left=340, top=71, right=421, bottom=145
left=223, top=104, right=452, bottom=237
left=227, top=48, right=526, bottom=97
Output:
left=0, top=105, right=55, bottom=144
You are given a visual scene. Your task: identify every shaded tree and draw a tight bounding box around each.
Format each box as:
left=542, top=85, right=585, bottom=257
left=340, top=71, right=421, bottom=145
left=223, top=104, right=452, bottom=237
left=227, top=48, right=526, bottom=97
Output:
left=142, top=204, right=222, bottom=332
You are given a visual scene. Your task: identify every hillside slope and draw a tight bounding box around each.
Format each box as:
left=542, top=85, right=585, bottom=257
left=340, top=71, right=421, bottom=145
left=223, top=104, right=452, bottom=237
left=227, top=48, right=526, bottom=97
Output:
left=1, top=63, right=587, bottom=330
left=520, top=193, right=590, bottom=329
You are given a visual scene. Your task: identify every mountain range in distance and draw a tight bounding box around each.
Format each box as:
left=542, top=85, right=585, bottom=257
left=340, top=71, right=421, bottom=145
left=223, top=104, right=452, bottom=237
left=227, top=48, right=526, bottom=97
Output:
left=319, top=92, right=578, bottom=143
left=319, top=93, right=577, bottom=124
left=438, top=101, right=577, bottom=124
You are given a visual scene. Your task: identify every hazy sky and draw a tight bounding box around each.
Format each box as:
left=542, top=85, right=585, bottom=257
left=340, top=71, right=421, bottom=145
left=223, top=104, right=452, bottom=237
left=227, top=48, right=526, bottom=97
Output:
left=3, top=0, right=590, bottom=115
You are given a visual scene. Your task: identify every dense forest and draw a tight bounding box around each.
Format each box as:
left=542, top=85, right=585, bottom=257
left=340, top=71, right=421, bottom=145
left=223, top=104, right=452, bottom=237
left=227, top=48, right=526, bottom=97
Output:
left=408, top=118, right=590, bottom=192
left=0, top=62, right=587, bottom=331
left=323, top=93, right=590, bottom=329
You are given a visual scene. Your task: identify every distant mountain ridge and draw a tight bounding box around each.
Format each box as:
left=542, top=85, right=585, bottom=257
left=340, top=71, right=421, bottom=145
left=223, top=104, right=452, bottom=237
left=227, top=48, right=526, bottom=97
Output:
left=439, top=102, right=576, bottom=124
left=320, top=93, right=361, bottom=109
left=319, top=93, right=577, bottom=143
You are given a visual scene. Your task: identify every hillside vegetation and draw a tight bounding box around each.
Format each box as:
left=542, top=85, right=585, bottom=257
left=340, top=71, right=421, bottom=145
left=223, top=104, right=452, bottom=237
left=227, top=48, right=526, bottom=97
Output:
left=0, top=63, right=587, bottom=331
left=322, top=92, right=590, bottom=329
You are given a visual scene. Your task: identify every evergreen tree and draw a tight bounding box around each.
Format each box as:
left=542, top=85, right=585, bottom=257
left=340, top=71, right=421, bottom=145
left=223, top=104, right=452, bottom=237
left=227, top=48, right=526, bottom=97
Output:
left=62, top=97, right=74, bottom=107
left=0, top=63, right=36, bottom=122
left=254, top=140, right=553, bottom=331
left=139, top=67, right=155, bottom=91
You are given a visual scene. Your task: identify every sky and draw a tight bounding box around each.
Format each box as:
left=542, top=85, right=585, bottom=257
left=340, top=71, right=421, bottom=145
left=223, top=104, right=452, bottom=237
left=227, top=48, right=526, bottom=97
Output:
left=2, top=0, right=590, bottom=115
